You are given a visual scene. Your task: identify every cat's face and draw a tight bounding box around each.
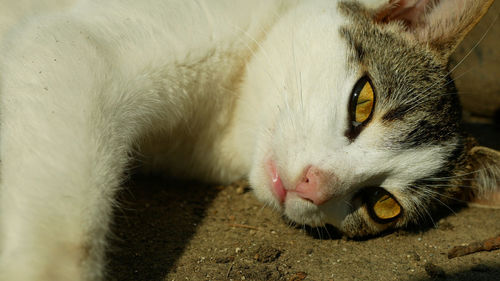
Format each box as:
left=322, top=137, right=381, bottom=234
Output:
left=243, top=0, right=493, bottom=237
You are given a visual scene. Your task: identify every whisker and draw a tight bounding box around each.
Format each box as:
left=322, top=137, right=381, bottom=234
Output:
left=414, top=185, right=467, bottom=205
left=399, top=15, right=498, bottom=112
left=423, top=169, right=481, bottom=181
left=322, top=224, right=333, bottom=240
left=402, top=66, right=475, bottom=113
left=343, top=199, right=353, bottom=208
left=228, top=22, right=284, bottom=96
left=447, top=13, right=499, bottom=76
left=315, top=226, right=323, bottom=241
left=419, top=200, right=437, bottom=227
left=410, top=186, right=458, bottom=216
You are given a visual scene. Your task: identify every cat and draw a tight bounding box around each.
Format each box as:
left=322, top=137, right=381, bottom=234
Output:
left=0, top=0, right=498, bottom=280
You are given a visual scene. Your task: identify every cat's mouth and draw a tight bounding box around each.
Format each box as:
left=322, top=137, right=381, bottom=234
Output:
left=268, top=160, right=288, bottom=203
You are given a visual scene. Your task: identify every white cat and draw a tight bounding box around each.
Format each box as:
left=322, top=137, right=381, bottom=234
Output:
left=0, top=0, right=498, bottom=280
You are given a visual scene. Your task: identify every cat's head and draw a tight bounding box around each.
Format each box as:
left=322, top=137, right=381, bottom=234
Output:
left=242, top=0, right=499, bottom=237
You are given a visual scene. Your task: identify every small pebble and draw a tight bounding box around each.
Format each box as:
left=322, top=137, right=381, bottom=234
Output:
left=235, top=186, right=245, bottom=194
left=408, top=251, right=420, bottom=261
left=288, top=272, right=307, bottom=281
left=214, top=256, right=235, bottom=264
left=437, top=221, right=454, bottom=230
left=253, top=246, right=281, bottom=263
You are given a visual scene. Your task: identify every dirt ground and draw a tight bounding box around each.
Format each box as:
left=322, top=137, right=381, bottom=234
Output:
left=106, top=4, right=500, bottom=281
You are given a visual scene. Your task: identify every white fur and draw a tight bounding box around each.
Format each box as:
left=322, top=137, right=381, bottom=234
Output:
left=0, top=0, right=460, bottom=280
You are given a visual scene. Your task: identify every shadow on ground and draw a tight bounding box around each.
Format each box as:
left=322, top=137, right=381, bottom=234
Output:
left=107, top=176, right=220, bottom=281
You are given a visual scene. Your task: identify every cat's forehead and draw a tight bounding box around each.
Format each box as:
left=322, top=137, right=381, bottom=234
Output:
left=337, top=1, right=445, bottom=100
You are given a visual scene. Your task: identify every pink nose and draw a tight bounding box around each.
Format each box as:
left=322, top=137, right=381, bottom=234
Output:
left=294, top=166, right=334, bottom=205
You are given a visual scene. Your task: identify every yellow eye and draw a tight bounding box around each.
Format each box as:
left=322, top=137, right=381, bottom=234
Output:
left=350, top=77, right=375, bottom=125
left=365, top=188, right=402, bottom=223
left=372, top=194, right=401, bottom=221
left=355, top=82, right=374, bottom=123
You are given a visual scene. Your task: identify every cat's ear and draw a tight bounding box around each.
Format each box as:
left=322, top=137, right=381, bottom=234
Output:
left=374, top=0, right=494, bottom=56
left=465, top=146, right=500, bottom=208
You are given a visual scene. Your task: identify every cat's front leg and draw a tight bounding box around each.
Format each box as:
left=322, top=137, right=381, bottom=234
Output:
left=0, top=17, right=164, bottom=281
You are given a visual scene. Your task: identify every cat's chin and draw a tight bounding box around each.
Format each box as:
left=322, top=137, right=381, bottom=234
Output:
left=282, top=196, right=326, bottom=227
left=253, top=188, right=349, bottom=229
left=252, top=184, right=329, bottom=227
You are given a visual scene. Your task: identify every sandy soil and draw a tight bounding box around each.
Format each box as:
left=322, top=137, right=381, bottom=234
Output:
left=106, top=119, right=500, bottom=281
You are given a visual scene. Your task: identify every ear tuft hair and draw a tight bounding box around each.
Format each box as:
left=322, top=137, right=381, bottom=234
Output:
left=373, top=0, right=494, bottom=56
